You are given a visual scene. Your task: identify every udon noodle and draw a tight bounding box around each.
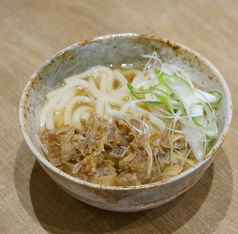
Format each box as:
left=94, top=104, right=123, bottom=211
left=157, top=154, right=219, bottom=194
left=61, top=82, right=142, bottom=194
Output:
left=38, top=52, right=221, bottom=186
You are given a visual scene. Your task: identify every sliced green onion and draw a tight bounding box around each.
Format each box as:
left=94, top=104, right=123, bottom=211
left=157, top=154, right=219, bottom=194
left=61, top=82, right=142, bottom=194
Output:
left=127, top=65, right=222, bottom=164
left=209, top=91, right=223, bottom=107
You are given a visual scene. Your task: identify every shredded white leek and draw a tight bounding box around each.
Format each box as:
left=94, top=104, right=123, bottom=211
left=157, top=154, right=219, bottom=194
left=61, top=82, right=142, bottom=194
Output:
left=127, top=52, right=222, bottom=162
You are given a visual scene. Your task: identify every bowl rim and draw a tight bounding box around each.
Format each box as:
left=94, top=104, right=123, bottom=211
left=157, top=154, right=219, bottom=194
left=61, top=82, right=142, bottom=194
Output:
left=19, top=33, right=233, bottom=191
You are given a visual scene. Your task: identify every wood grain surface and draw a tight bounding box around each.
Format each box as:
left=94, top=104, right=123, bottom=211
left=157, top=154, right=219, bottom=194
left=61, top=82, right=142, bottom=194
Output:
left=1, top=0, right=237, bottom=233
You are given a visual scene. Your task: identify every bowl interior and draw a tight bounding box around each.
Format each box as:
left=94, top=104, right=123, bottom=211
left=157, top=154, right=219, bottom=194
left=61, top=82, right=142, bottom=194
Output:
left=19, top=33, right=232, bottom=189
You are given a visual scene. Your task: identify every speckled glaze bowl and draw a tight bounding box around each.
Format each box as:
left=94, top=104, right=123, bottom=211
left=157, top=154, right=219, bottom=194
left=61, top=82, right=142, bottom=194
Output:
left=19, top=33, right=232, bottom=212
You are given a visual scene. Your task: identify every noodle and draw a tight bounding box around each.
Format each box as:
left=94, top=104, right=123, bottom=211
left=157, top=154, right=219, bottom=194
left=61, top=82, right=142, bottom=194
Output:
left=39, top=65, right=143, bottom=133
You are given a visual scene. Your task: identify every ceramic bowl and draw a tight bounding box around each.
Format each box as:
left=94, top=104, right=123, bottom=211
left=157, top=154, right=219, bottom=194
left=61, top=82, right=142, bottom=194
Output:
left=19, top=33, right=232, bottom=212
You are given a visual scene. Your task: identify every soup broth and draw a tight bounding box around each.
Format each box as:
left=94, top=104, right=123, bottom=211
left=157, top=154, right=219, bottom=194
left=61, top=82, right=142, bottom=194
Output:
left=38, top=54, right=221, bottom=186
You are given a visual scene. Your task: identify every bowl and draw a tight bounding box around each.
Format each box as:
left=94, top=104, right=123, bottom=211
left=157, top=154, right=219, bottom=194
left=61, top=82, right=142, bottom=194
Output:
left=19, top=33, right=232, bottom=212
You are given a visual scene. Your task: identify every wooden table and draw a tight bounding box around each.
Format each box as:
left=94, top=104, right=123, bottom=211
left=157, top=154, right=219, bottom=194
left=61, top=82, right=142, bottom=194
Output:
left=1, top=0, right=238, bottom=233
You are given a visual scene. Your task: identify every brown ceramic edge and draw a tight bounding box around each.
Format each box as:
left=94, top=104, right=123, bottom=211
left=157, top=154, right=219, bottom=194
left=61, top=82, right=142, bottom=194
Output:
left=19, top=33, right=233, bottom=191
